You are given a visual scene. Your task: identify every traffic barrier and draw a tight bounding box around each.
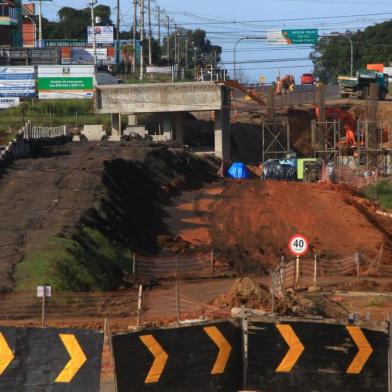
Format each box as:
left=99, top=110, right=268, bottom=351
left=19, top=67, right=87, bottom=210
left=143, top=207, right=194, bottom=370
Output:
left=247, top=318, right=388, bottom=392
left=112, top=320, right=242, bottom=392
left=0, top=326, right=103, bottom=391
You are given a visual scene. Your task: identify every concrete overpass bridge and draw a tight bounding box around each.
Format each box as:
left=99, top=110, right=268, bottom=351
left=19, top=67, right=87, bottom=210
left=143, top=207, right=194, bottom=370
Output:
left=94, top=82, right=231, bottom=160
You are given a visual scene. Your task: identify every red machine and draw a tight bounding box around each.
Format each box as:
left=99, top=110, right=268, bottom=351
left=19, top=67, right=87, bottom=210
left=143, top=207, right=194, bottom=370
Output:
left=315, top=106, right=358, bottom=147
left=300, top=73, right=315, bottom=85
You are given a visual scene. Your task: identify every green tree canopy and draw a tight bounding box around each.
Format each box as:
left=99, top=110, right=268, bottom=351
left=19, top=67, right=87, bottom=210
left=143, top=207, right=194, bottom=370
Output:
left=43, top=5, right=113, bottom=40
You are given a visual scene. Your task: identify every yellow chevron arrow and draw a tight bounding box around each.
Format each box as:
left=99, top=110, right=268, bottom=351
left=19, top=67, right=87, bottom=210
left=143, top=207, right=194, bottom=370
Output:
left=139, top=335, right=168, bottom=383
left=0, top=332, right=14, bottom=375
left=346, top=326, right=373, bottom=374
left=275, top=324, right=304, bottom=372
left=204, top=326, right=232, bottom=374
left=55, top=334, right=87, bottom=383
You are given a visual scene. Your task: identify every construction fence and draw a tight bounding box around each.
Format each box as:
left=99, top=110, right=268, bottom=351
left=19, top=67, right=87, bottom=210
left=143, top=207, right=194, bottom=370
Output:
left=272, top=246, right=390, bottom=295
left=132, top=250, right=230, bottom=280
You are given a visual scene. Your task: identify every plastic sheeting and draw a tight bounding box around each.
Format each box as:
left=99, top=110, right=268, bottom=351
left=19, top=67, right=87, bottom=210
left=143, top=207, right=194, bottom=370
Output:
left=228, top=162, right=250, bottom=179
left=262, top=159, right=297, bottom=181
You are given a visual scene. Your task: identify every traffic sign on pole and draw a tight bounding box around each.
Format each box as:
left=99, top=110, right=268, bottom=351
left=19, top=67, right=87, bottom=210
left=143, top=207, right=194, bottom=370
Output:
left=288, top=234, right=309, bottom=256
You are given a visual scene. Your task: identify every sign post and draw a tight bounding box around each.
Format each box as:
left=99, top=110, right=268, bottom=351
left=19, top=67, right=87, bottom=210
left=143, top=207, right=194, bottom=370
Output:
left=288, top=234, right=309, bottom=288
left=37, top=285, right=51, bottom=327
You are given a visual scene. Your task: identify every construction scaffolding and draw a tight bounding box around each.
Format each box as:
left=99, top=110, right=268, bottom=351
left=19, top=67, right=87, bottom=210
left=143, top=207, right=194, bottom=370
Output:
left=261, top=120, right=290, bottom=163
left=312, top=83, right=392, bottom=177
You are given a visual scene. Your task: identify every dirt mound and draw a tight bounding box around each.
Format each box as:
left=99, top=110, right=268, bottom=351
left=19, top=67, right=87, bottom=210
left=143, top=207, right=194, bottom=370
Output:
left=211, top=278, right=271, bottom=310
left=0, top=142, right=219, bottom=291
left=210, top=180, right=392, bottom=273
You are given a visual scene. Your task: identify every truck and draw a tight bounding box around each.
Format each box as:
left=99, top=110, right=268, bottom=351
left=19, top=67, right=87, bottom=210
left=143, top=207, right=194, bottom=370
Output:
left=338, top=69, right=389, bottom=100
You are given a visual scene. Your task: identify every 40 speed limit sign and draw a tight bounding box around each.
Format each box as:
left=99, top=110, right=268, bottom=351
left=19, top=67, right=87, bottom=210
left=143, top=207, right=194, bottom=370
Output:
left=288, top=234, right=309, bottom=256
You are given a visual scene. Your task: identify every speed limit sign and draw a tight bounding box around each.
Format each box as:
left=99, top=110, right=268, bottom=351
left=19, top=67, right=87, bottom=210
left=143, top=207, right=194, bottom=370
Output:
left=288, top=234, right=309, bottom=256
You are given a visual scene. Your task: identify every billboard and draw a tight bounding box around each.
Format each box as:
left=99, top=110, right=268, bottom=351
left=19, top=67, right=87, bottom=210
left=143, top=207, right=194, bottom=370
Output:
left=87, top=26, right=114, bottom=44
left=268, top=29, right=318, bottom=45
left=38, top=65, right=95, bottom=99
left=0, top=66, right=35, bottom=97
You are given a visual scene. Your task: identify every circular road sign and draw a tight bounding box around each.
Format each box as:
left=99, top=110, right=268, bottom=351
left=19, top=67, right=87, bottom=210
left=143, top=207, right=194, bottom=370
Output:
left=288, top=234, right=309, bottom=256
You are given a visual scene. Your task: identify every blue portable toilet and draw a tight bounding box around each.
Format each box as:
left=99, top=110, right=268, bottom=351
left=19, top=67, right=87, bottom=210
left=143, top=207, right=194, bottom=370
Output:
left=228, top=162, right=250, bottom=179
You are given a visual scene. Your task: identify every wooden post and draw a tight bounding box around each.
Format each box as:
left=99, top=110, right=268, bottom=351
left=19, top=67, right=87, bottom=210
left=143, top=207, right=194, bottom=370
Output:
left=132, top=252, right=136, bottom=275
left=241, top=305, right=248, bottom=390
left=41, top=295, right=46, bottom=328
left=175, top=283, right=181, bottom=324
left=136, top=284, right=143, bottom=326
left=388, top=313, right=392, bottom=392
left=104, top=318, right=118, bottom=392
left=313, top=254, right=318, bottom=287
left=355, top=252, right=360, bottom=277
left=295, top=255, right=300, bottom=289
left=271, top=272, right=275, bottom=315
left=210, top=249, right=214, bottom=276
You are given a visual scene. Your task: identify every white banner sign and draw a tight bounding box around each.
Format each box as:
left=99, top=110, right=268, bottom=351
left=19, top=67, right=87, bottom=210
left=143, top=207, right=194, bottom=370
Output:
left=87, top=26, right=114, bottom=44
left=0, top=97, right=20, bottom=108
left=146, top=66, right=172, bottom=74
left=267, top=30, right=287, bottom=45
left=0, top=66, right=35, bottom=97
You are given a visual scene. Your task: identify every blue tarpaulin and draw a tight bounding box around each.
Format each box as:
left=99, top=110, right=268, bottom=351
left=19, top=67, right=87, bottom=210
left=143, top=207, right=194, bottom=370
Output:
left=228, top=162, right=250, bottom=179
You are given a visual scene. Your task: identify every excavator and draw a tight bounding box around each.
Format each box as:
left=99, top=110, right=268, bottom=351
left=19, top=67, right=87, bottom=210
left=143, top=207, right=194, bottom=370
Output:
left=315, top=105, right=358, bottom=148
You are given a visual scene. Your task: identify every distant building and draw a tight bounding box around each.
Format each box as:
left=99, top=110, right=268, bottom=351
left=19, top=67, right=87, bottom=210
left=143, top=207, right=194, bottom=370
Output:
left=0, top=0, right=22, bottom=47
left=22, top=3, right=35, bottom=47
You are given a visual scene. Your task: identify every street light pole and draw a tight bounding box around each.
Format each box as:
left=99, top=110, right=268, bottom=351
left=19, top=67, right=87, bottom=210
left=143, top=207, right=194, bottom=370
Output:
left=89, top=0, right=97, bottom=67
left=38, top=0, right=42, bottom=47
left=330, top=33, right=353, bottom=76
left=233, top=36, right=266, bottom=80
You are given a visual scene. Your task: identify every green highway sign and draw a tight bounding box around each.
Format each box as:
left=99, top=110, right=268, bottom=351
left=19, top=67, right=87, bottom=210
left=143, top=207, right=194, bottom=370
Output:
left=268, top=29, right=318, bottom=45
left=282, top=29, right=318, bottom=45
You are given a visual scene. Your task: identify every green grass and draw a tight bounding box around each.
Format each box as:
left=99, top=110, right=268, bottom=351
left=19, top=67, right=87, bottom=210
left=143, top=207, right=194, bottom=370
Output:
left=0, top=99, right=112, bottom=135
left=363, top=181, right=392, bottom=210
left=14, top=228, right=132, bottom=291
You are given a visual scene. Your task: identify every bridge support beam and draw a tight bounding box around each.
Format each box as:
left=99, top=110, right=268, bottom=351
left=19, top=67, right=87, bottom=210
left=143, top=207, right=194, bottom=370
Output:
left=175, top=112, right=184, bottom=144
left=214, top=108, right=231, bottom=161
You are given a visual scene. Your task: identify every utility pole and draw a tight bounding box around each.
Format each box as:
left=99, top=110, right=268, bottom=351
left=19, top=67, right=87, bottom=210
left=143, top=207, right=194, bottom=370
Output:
left=139, top=0, right=144, bottom=80
left=174, top=24, right=177, bottom=64
left=157, top=6, right=161, bottom=44
left=132, top=0, right=137, bottom=74
left=185, top=39, right=188, bottom=70
left=166, top=16, right=170, bottom=60
left=148, top=0, right=152, bottom=65
left=38, top=0, right=42, bottom=47
left=116, top=0, right=120, bottom=72
left=89, top=0, right=97, bottom=67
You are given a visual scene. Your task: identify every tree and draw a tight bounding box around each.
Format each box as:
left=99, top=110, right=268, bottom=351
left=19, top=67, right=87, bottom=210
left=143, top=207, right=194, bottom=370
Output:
left=44, top=6, right=113, bottom=40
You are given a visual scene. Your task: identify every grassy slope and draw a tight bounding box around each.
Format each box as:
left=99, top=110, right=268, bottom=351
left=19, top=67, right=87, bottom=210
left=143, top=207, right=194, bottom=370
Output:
left=12, top=147, right=219, bottom=291
left=14, top=229, right=132, bottom=291
left=363, top=181, right=392, bottom=210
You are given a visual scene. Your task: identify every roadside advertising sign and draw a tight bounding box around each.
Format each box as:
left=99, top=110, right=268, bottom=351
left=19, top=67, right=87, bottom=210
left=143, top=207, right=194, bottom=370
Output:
left=38, top=65, right=94, bottom=99
left=0, top=66, right=35, bottom=97
left=87, top=26, right=114, bottom=44
left=288, top=234, right=309, bottom=256
left=0, top=97, right=20, bottom=108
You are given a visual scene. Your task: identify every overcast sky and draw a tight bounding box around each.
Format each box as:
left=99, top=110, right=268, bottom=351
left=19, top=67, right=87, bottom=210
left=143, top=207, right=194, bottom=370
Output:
left=36, top=0, right=392, bottom=82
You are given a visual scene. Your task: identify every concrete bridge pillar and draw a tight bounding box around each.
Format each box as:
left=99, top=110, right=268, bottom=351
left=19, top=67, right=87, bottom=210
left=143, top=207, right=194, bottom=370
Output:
left=175, top=112, right=184, bottom=145
left=214, top=108, right=231, bottom=161
left=111, top=113, right=122, bottom=140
